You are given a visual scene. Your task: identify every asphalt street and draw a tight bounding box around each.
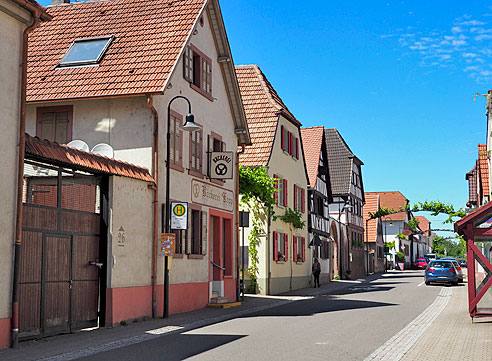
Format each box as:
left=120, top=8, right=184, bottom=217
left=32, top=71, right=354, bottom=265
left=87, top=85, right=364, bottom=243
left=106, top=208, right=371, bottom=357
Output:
left=79, top=271, right=445, bottom=361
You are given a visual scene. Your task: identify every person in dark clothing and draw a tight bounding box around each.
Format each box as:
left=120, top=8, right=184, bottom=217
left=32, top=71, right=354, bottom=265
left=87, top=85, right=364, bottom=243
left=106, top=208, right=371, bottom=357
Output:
left=312, top=258, right=321, bottom=288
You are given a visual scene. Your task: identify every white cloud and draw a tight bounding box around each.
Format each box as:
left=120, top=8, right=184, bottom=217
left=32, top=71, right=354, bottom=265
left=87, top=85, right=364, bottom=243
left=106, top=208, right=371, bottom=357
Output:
left=463, top=52, right=477, bottom=58
left=452, top=39, right=467, bottom=46
left=451, top=26, right=463, bottom=33
left=458, top=20, right=486, bottom=26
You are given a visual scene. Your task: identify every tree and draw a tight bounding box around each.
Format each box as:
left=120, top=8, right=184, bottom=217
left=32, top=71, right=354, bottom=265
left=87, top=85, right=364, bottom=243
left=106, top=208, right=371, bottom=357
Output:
left=432, top=235, right=466, bottom=258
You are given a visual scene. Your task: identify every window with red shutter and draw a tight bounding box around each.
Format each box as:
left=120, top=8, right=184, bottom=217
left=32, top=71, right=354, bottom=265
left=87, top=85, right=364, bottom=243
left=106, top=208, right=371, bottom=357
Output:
left=281, top=125, right=285, bottom=151
left=183, top=44, right=213, bottom=100
left=301, top=188, right=305, bottom=213
left=273, top=232, right=278, bottom=261
left=301, top=237, right=306, bottom=260
left=288, top=132, right=293, bottom=155
left=293, top=236, right=297, bottom=262
left=284, top=234, right=288, bottom=261
left=294, top=184, right=298, bottom=210
left=283, top=179, right=288, bottom=207
left=295, top=137, right=299, bottom=159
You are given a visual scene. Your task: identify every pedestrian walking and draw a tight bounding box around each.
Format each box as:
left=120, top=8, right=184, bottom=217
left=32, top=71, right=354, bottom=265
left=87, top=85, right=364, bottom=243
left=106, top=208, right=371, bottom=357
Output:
left=312, top=258, right=321, bottom=288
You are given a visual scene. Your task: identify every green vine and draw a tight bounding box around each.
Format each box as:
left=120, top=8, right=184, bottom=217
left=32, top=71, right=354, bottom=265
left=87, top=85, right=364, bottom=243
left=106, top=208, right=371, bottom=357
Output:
left=368, top=200, right=466, bottom=224
left=239, top=166, right=277, bottom=293
left=274, top=207, right=305, bottom=230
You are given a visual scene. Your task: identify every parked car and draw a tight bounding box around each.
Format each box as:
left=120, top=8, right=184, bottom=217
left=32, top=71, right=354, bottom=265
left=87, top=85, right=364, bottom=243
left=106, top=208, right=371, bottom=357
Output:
left=414, top=258, right=427, bottom=269
left=425, top=260, right=459, bottom=286
left=441, top=258, right=464, bottom=283
left=457, top=258, right=467, bottom=268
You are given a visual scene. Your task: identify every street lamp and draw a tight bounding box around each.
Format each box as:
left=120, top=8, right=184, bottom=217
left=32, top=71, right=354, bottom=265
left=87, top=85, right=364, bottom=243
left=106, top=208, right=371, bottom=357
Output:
left=384, top=217, right=392, bottom=270
left=338, top=200, right=352, bottom=279
left=164, top=95, right=196, bottom=318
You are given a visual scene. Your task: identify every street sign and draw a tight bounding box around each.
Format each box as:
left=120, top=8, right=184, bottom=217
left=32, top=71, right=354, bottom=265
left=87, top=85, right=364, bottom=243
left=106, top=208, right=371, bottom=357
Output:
left=171, top=201, right=188, bottom=230
left=209, top=151, right=234, bottom=179
left=159, top=233, right=175, bottom=256
left=239, top=211, right=249, bottom=227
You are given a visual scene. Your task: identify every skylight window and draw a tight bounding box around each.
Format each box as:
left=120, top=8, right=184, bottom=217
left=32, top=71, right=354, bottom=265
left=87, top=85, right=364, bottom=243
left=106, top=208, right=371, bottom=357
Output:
left=58, top=36, right=114, bottom=67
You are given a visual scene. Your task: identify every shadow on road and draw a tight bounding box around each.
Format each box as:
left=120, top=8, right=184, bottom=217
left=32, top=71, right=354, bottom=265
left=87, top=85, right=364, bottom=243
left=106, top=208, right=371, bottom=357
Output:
left=240, top=295, right=397, bottom=318
left=81, top=333, right=247, bottom=361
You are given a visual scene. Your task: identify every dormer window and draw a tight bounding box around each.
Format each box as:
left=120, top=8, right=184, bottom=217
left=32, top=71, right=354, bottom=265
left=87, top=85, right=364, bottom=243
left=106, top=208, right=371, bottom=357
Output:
left=57, top=36, right=114, bottom=68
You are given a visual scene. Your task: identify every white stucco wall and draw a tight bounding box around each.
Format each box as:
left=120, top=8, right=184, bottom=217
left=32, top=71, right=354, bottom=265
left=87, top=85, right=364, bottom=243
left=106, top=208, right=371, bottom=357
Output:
left=108, top=176, right=156, bottom=287
left=26, top=96, right=154, bottom=171
left=0, top=0, right=31, bottom=321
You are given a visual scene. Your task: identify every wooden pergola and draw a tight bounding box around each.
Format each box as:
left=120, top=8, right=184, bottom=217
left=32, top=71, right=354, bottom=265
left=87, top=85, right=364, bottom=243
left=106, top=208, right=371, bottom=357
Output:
left=455, top=202, right=492, bottom=319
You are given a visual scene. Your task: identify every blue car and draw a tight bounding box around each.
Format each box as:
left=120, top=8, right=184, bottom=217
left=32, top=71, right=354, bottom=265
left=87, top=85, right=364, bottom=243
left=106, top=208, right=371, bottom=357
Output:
left=425, top=260, right=459, bottom=286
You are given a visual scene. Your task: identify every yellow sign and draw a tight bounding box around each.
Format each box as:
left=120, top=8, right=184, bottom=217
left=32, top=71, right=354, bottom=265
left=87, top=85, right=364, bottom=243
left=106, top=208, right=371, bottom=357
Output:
left=173, top=203, right=186, bottom=217
left=159, top=233, right=175, bottom=256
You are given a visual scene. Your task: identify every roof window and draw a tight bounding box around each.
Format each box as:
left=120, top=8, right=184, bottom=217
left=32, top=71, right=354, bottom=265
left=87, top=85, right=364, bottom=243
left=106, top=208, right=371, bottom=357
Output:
left=57, top=36, right=114, bottom=67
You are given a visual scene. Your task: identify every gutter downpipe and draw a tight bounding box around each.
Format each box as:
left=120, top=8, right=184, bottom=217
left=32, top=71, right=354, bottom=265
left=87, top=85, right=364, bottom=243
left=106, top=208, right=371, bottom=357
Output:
left=12, top=8, right=41, bottom=349
left=236, top=145, right=245, bottom=302
left=147, top=95, right=159, bottom=319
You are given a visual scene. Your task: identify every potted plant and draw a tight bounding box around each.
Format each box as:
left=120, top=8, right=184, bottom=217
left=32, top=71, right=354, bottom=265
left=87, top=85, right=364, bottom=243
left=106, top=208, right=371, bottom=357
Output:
left=346, top=269, right=352, bottom=280
left=277, top=252, right=285, bottom=262
left=296, top=253, right=303, bottom=263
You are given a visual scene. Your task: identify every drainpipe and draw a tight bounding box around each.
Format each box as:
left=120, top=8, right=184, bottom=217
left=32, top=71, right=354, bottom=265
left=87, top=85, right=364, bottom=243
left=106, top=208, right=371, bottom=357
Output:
left=236, top=145, right=245, bottom=302
left=12, top=7, right=41, bottom=349
left=147, top=95, right=159, bottom=319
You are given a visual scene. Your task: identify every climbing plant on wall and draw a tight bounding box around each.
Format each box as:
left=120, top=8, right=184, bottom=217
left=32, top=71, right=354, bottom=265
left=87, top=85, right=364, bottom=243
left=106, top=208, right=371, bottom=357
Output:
left=239, top=166, right=277, bottom=292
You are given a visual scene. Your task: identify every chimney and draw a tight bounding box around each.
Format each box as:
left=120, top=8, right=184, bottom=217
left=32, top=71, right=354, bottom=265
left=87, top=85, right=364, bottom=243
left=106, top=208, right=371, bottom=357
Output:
left=52, top=0, right=70, bottom=4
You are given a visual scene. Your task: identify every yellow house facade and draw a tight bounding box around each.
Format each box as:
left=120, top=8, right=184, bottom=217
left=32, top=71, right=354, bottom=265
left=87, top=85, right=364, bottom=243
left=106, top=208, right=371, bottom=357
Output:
left=236, top=65, right=310, bottom=295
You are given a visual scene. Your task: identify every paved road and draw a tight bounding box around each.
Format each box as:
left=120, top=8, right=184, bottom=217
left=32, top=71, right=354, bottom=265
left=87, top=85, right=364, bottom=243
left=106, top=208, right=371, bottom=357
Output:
left=80, top=271, right=443, bottom=361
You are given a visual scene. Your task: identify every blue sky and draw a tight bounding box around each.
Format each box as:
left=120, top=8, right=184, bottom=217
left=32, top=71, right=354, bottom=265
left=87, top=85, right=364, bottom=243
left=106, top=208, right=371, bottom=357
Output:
left=37, top=0, right=492, bottom=233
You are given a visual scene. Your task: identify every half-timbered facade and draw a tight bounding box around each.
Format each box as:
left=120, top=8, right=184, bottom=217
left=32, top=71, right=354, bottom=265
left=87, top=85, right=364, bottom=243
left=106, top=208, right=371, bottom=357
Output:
left=301, top=126, right=333, bottom=284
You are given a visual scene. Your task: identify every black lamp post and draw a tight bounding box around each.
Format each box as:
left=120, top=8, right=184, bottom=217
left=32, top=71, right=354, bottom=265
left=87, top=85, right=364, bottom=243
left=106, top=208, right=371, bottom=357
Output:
left=164, top=95, right=198, bottom=318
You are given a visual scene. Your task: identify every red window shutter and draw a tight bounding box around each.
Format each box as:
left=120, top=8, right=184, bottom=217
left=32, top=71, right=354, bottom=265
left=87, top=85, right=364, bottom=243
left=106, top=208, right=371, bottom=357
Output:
left=284, top=233, right=288, bottom=261
left=283, top=179, right=288, bottom=207
left=288, top=132, right=293, bottom=155
left=293, top=236, right=297, bottom=262
left=301, top=237, right=305, bottom=259
left=273, top=174, right=279, bottom=204
left=183, top=46, right=193, bottom=82
left=281, top=125, right=285, bottom=151
left=273, top=232, right=278, bottom=261
left=294, top=184, right=298, bottom=210
left=295, top=138, right=299, bottom=159
left=301, top=188, right=305, bottom=213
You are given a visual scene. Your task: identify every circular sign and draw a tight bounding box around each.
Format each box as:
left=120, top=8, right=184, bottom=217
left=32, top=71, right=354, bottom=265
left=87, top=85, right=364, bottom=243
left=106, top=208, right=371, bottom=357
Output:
left=215, top=163, right=228, bottom=176
left=173, top=204, right=186, bottom=217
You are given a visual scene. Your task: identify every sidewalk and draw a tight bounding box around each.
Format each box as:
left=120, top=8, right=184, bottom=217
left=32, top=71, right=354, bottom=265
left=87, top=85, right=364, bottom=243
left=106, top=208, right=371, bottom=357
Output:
left=0, top=274, right=380, bottom=361
left=400, top=281, right=492, bottom=361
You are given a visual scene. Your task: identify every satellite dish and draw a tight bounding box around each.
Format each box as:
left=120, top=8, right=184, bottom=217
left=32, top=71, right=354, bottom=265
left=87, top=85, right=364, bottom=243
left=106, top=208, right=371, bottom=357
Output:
left=91, top=143, right=114, bottom=158
left=67, top=139, right=90, bottom=152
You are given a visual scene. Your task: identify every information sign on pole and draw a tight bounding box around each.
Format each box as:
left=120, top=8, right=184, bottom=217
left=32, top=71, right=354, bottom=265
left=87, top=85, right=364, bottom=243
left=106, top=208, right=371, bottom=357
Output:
left=170, top=201, right=188, bottom=230
left=159, top=233, right=175, bottom=256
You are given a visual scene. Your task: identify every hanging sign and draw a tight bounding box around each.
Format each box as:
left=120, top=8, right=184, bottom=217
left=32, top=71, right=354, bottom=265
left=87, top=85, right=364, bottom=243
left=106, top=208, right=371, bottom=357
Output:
left=159, top=233, right=175, bottom=256
left=209, top=151, right=234, bottom=179
left=171, top=201, right=188, bottom=230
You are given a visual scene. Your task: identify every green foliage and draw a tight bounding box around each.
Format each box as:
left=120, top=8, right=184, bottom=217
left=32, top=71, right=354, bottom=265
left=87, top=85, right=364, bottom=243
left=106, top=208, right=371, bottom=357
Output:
left=408, top=217, right=420, bottom=232
left=384, top=240, right=395, bottom=250
left=432, top=235, right=466, bottom=258
left=239, top=166, right=278, bottom=293
left=239, top=166, right=277, bottom=214
left=395, top=233, right=407, bottom=240
left=395, top=252, right=405, bottom=262
left=274, top=207, right=305, bottom=230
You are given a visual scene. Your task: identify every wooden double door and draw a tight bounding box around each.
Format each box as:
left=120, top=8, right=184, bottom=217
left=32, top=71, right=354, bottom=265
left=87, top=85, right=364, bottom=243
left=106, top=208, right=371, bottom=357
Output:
left=19, top=163, right=104, bottom=339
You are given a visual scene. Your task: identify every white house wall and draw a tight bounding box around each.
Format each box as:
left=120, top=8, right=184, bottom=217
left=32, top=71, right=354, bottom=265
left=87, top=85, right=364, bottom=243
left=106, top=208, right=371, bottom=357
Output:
left=0, top=0, right=32, bottom=347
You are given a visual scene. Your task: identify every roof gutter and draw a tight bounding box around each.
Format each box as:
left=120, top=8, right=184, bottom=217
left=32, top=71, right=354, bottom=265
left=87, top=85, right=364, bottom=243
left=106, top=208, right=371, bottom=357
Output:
left=10, top=0, right=52, bottom=21
left=147, top=94, right=159, bottom=319
left=12, top=6, right=43, bottom=349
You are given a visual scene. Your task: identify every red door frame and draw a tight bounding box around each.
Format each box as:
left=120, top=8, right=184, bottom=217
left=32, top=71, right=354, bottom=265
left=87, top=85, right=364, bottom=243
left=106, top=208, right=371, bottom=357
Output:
left=455, top=204, right=492, bottom=318
left=208, top=209, right=234, bottom=283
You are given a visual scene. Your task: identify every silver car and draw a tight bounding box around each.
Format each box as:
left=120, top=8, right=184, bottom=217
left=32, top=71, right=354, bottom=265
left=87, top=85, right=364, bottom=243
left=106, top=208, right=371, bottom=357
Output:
left=445, top=259, right=463, bottom=283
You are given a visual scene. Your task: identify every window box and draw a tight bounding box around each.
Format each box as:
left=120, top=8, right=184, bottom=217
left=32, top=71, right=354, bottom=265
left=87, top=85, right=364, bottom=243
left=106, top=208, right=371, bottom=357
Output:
left=296, top=261, right=303, bottom=265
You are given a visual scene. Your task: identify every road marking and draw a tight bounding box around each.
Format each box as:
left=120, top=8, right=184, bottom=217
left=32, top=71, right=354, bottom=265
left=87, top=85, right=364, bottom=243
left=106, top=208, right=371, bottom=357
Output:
left=417, top=281, right=425, bottom=287
left=364, top=287, right=452, bottom=361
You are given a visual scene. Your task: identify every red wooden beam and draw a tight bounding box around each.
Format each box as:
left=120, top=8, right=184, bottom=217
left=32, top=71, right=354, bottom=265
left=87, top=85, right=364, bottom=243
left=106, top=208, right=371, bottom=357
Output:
left=468, top=241, right=492, bottom=313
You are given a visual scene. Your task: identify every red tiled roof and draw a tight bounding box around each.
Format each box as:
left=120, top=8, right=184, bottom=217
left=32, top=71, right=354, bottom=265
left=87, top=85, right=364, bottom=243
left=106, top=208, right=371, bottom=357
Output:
left=25, top=134, right=154, bottom=182
left=363, top=192, right=379, bottom=242
left=27, top=0, right=205, bottom=102
left=478, top=144, right=490, bottom=197
left=235, top=64, right=300, bottom=167
left=301, top=126, right=324, bottom=188
left=365, top=191, right=408, bottom=221
left=414, top=215, right=430, bottom=235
